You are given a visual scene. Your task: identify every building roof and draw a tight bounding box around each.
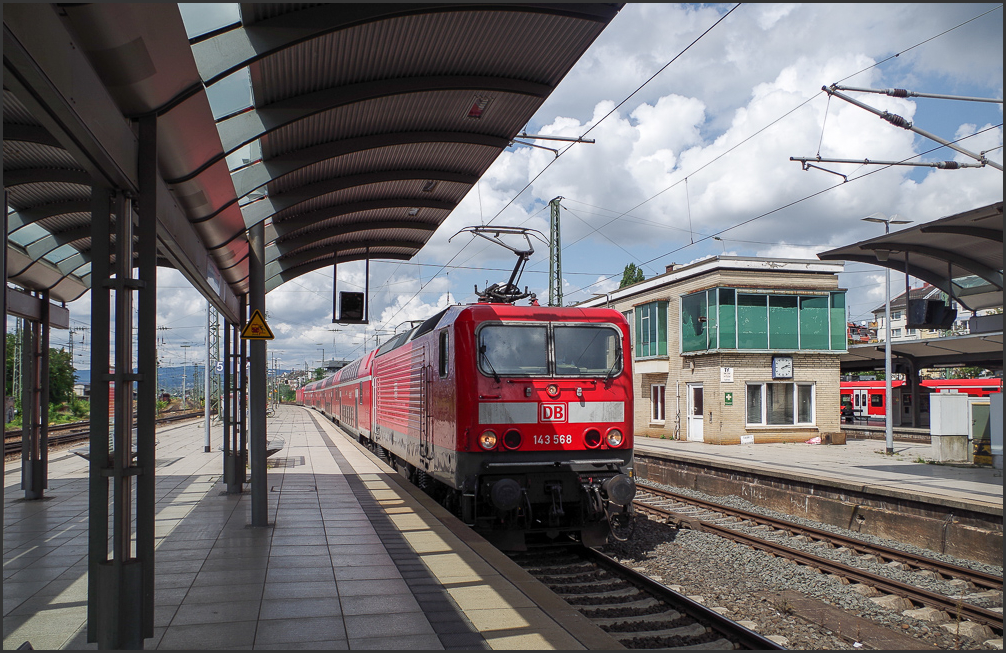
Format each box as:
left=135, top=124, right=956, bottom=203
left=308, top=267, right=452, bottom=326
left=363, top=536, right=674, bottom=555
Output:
left=5, top=3, right=622, bottom=314
left=820, top=202, right=1003, bottom=313
left=869, top=284, right=942, bottom=316
left=842, top=331, right=1004, bottom=372
left=577, top=256, right=844, bottom=307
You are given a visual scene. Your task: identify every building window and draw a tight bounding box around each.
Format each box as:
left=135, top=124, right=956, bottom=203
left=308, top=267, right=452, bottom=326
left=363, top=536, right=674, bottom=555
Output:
left=651, top=384, right=666, bottom=423
left=892, top=311, right=902, bottom=320
left=635, top=301, right=667, bottom=358
left=683, top=288, right=846, bottom=352
left=746, top=382, right=815, bottom=425
left=892, top=328, right=902, bottom=338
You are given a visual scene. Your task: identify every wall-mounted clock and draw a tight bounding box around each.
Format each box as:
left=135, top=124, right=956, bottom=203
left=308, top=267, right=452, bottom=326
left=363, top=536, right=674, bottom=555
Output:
left=772, top=355, right=793, bottom=379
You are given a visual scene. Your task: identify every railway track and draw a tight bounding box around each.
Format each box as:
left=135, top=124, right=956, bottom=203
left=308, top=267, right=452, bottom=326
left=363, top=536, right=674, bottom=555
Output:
left=508, top=545, right=784, bottom=650
left=633, top=485, right=1003, bottom=636
left=3, top=410, right=206, bottom=456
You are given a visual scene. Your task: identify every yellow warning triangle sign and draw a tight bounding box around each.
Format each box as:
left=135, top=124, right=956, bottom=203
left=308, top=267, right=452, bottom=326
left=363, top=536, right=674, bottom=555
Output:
left=241, top=309, right=275, bottom=340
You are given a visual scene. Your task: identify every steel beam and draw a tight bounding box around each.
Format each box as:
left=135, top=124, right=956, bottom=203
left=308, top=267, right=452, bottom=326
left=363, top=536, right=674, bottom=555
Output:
left=215, top=76, right=549, bottom=156
left=191, top=131, right=504, bottom=198
left=263, top=199, right=454, bottom=244
left=5, top=286, right=70, bottom=328
left=196, top=3, right=618, bottom=84
left=858, top=242, right=1003, bottom=290
left=266, top=251, right=413, bottom=293
left=237, top=169, right=478, bottom=230
left=239, top=296, right=248, bottom=487
left=248, top=223, right=268, bottom=526
left=86, top=186, right=111, bottom=645
left=266, top=237, right=430, bottom=279
left=919, top=225, right=1002, bottom=242
left=3, top=4, right=240, bottom=323
left=136, top=114, right=158, bottom=640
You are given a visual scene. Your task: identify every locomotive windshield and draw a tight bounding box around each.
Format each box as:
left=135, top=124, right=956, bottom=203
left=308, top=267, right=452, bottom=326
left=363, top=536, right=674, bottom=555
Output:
left=478, top=323, right=622, bottom=378
left=479, top=325, right=549, bottom=375
left=554, top=326, right=622, bottom=377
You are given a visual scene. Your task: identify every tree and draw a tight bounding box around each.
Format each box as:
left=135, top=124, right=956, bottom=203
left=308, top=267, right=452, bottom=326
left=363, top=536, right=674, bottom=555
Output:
left=5, top=332, right=19, bottom=398
left=49, top=348, right=76, bottom=404
left=312, top=367, right=327, bottom=381
left=4, top=334, right=76, bottom=405
left=619, top=263, right=645, bottom=288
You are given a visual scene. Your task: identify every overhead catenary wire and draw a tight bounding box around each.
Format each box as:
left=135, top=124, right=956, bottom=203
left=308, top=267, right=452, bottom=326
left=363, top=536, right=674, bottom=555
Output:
left=550, top=4, right=1004, bottom=262
left=563, top=123, right=1003, bottom=300
left=377, top=5, right=742, bottom=330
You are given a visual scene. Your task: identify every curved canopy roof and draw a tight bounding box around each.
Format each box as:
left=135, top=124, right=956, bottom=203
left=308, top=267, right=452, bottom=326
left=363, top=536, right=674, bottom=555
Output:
left=819, top=202, right=1003, bottom=312
left=4, top=3, right=622, bottom=310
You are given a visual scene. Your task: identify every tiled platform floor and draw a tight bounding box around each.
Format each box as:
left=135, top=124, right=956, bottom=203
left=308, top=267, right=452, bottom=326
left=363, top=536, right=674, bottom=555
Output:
left=4, top=406, right=615, bottom=650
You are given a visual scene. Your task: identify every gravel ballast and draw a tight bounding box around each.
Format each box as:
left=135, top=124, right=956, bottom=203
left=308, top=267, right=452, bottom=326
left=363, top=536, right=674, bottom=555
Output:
left=600, top=480, right=1003, bottom=650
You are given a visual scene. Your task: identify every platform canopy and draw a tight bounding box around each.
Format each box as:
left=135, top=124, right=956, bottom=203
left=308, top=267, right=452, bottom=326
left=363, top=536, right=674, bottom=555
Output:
left=841, top=331, right=1004, bottom=372
left=5, top=3, right=623, bottom=315
left=819, top=202, right=1003, bottom=312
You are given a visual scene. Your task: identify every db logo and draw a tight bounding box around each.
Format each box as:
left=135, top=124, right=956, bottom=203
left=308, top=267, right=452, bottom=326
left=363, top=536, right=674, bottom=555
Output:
left=540, top=403, right=567, bottom=422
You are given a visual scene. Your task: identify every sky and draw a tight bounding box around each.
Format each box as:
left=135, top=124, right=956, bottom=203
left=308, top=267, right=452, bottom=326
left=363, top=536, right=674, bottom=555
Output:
left=43, top=3, right=1006, bottom=375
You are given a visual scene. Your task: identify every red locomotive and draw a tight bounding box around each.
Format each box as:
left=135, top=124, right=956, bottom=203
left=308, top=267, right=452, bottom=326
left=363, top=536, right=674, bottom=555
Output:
left=299, top=303, right=636, bottom=549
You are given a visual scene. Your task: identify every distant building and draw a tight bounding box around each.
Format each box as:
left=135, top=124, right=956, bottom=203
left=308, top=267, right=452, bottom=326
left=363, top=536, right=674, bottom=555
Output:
left=579, top=256, right=846, bottom=445
left=847, top=322, right=876, bottom=344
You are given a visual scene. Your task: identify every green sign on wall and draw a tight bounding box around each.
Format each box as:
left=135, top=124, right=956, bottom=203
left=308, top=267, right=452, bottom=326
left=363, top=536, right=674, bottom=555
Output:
left=724, top=392, right=734, bottom=406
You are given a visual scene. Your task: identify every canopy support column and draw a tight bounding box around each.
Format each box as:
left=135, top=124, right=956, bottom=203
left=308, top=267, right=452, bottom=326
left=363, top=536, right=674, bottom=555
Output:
left=249, top=222, right=268, bottom=527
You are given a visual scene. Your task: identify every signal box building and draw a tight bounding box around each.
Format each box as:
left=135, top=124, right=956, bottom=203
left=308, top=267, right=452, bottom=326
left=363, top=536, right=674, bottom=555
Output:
left=580, top=257, right=847, bottom=444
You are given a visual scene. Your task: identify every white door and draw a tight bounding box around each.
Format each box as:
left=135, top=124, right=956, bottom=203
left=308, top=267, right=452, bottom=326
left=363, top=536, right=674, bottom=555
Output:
left=854, top=389, right=868, bottom=421
left=686, top=383, right=704, bottom=442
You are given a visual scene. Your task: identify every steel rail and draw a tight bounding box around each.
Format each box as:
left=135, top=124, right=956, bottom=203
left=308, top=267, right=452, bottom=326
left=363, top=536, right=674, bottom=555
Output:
left=638, top=485, right=1003, bottom=592
left=4, top=411, right=206, bottom=456
left=579, top=546, right=786, bottom=650
left=634, top=499, right=1003, bottom=633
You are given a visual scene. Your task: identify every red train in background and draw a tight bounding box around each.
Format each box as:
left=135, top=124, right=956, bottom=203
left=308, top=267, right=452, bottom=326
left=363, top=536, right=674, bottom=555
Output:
left=840, top=377, right=1002, bottom=424
left=299, top=303, right=636, bottom=549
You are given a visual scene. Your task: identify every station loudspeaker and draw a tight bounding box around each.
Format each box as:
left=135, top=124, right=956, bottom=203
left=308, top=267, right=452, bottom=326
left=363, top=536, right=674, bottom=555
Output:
left=339, top=291, right=365, bottom=321
left=906, top=298, right=957, bottom=330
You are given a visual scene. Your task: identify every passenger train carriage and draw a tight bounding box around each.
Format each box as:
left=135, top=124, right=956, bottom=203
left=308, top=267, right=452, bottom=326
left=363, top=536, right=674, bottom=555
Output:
left=299, top=303, right=636, bottom=549
left=839, top=377, right=1001, bottom=425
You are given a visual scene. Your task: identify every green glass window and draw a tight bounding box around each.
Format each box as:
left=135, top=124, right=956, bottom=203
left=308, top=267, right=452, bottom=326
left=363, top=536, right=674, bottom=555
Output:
left=769, top=295, right=798, bottom=349
left=635, top=301, right=667, bottom=358
left=706, top=289, right=718, bottom=349
left=830, top=292, right=847, bottom=351
left=737, top=294, right=768, bottom=349
left=799, top=296, right=829, bottom=350
left=683, top=288, right=846, bottom=352
left=718, top=288, right=736, bottom=349
left=681, top=293, right=707, bottom=352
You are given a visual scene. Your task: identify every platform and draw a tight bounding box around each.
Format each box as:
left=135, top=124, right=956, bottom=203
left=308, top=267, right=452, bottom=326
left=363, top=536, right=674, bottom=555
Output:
left=634, top=436, right=1003, bottom=515
left=3, top=406, right=618, bottom=650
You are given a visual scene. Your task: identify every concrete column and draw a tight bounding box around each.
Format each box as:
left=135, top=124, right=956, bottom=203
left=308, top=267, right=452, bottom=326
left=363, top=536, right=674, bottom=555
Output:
left=249, top=222, right=268, bottom=526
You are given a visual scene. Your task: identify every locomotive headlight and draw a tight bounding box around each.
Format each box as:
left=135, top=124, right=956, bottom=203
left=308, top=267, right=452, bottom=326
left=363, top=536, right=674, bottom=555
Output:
left=479, top=430, right=498, bottom=450
left=546, top=384, right=559, bottom=397
left=605, top=428, right=624, bottom=448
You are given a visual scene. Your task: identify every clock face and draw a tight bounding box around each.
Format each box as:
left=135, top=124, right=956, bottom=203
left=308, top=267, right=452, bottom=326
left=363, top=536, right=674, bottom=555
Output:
left=773, top=356, right=793, bottom=378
